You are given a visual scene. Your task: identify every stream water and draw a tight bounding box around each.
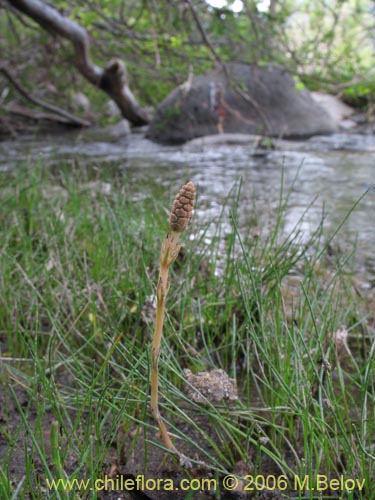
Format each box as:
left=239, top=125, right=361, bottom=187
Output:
left=0, top=129, right=374, bottom=282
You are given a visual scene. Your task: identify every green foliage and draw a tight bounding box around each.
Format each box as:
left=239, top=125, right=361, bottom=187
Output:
left=1, top=0, right=375, bottom=116
left=293, top=75, right=305, bottom=91
left=343, top=82, right=375, bottom=107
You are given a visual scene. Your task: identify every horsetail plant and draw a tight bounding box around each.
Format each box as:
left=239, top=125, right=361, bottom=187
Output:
left=150, top=181, right=195, bottom=465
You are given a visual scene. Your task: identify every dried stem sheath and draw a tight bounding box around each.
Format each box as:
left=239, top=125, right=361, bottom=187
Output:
left=150, top=233, right=181, bottom=453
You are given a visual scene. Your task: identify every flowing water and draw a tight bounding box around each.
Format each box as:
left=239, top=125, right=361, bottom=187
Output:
left=1, top=129, right=374, bottom=282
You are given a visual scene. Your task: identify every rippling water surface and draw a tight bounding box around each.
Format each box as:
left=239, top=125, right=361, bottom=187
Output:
left=1, top=130, right=374, bottom=279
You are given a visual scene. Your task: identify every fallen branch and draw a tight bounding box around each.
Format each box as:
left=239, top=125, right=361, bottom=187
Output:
left=2, top=103, right=85, bottom=126
left=0, top=65, right=90, bottom=127
left=6, top=0, right=150, bottom=126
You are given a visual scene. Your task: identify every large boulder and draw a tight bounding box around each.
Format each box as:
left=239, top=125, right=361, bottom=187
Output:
left=147, top=63, right=336, bottom=144
left=311, top=92, right=356, bottom=129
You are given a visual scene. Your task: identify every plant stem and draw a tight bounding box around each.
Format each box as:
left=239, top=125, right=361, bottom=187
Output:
left=50, top=420, right=69, bottom=500
left=150, top=233, right=181, bottom=453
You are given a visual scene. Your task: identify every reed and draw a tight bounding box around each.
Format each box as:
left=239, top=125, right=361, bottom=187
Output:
left=150, top=181, right=195, bottom=463
left=50, top=420, right=69, bottom=500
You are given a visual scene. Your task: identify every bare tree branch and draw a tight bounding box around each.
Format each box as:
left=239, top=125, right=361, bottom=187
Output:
left=185, top=0, right=222, bottom=66
left=5, top=0, right=150, bottom=126
left=185, top=0, right=271, bottom=131
left=2, top=102, right=86, bottom=125
left=0, top=64, right=90, bottom=127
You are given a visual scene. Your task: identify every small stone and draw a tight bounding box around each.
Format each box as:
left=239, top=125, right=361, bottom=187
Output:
left=183, top=368, right=238, bottom=406
left=333, top=327, right=348, bottom=355
left=259, top=436, right=270, bottom=445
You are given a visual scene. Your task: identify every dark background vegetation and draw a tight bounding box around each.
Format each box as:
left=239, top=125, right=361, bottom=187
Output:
left=1, top=0, right=375, bottom=126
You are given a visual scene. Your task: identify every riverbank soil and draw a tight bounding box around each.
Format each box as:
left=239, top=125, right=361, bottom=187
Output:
left=0, top=378, right=349, bottom=500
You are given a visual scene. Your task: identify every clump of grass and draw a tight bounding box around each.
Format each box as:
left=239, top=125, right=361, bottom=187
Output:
left=150, top=181, right=195, bottom=464
left=0, top=162, right=374, bottom=498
